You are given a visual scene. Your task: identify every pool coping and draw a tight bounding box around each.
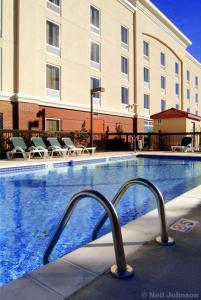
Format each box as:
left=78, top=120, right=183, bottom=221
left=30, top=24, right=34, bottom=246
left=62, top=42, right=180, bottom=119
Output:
left=1, top=151, right=201, bottom=174
left=0, top=153, right=136, bottom=174
left=1, top=152, right=201, bottom=299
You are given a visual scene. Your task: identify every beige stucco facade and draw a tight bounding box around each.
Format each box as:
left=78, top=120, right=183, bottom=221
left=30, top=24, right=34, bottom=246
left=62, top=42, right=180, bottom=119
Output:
left=0, top=0, right=201, bottom=132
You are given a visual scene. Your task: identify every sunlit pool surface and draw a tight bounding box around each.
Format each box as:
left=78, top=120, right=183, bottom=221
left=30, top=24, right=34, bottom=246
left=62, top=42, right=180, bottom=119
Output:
left=1, top=156, right=201, bottom=285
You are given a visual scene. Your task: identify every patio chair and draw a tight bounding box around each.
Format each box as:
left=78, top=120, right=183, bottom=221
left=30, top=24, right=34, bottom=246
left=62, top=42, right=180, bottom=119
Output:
left=7, top=137, right=48, bottom=160
left=47, top=137, right=69, bottom=157
left=61, top=137, right=96, bottom=155
left=171, top=137, right=194, bottom=153
left=31, top=137, right=62, bottom=158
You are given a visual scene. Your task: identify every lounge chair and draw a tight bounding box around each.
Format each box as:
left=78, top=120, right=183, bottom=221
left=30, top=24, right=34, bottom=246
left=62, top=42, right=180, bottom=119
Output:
left=31, top=137, right=62, bottom=158
left=62, top=137, right=96, bottom=155
left=7, top=137, right=48, bottom=160
left=171, top=137, right=194, bottom=153
left=47, top=137, right=69, bottom=157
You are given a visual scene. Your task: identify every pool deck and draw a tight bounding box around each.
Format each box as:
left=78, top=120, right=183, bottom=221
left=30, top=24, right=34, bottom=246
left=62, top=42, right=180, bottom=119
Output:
left=0, top=151, right=201, bottom=299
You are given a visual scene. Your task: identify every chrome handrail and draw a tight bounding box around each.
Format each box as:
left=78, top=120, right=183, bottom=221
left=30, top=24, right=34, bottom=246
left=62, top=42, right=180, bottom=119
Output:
left=92, top=178, right=174, bottom=246
left=43, top=189, right=134, bottom=278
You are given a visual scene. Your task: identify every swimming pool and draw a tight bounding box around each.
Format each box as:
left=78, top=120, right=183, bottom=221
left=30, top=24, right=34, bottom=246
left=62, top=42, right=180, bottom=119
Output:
left=1, top=155, right=201, bottom=286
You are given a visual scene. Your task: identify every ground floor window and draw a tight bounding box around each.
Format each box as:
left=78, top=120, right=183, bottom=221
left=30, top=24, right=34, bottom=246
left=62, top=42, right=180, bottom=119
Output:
left=144, top=120, right=153, bottom=133
left=45, top=118, right=61, bottom=131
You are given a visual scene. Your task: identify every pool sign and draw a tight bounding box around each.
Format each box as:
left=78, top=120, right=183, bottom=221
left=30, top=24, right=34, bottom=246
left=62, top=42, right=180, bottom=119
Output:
left=170, top=218, right=198, bottom=233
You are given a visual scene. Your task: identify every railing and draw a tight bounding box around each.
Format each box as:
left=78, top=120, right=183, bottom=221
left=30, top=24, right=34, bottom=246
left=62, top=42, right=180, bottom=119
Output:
left=92, top=178, right=175, bottom=246
left=1, top=129, right=201, bottom=158
left=43, top=189, right=134, bottom=279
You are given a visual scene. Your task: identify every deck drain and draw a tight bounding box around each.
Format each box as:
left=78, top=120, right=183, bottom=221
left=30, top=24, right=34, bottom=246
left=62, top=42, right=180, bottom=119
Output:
left=170, top=218, right=198, bottom=233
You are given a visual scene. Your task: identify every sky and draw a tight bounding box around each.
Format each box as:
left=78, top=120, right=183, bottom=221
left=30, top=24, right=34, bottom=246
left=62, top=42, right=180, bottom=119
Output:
left=150, top=0, right=201, bottom=63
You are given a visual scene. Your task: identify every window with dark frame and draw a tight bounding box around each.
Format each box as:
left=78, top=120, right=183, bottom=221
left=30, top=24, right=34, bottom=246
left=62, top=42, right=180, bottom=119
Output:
left=90, top=5, right=100, bottom=30
left=121, top=87, right=128, bottom=104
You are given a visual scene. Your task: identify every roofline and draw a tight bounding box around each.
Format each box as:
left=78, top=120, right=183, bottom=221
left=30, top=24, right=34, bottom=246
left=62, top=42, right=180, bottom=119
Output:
left=118, top=0, right=136, bottom=12
left=138, top=0, right=192, bottom=47
left=151, top=108, right=201, bottom=121
left=185, top=51, right=201, bottom=68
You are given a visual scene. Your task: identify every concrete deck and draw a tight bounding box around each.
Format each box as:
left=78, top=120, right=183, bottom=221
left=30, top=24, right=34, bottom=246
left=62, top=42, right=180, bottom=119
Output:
left=71, top=203, right=201, bottom=300
left=0, top=152, right=201, bottom=299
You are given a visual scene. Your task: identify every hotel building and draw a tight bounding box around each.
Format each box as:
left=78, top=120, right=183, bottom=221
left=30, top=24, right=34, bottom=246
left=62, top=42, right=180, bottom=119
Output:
left=0, top=0, right=200, bottom=133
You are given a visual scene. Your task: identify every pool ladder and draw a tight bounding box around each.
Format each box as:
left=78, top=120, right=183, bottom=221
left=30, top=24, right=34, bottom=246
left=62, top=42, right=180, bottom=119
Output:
left=43, top=177, right=175, bottom=279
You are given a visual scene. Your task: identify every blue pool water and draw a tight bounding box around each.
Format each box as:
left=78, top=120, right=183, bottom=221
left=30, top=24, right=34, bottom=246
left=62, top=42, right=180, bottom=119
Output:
left=1, top=156, right=201, bottom=286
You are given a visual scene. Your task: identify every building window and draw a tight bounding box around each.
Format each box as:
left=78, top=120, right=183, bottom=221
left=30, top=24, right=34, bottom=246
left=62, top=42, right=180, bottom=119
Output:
left=161, top=76, right=166, bottom=90
left=160, top=52, right=165, bottom=67
left=46, top=64, right=60, bottom=99
left=90, top=41, right=100, bottom=70
left=121, top=87, right=129, bottom=108
left=175, top=62, right=179, bottom=75
left=187, top=108, right=190, bottom=113
left=144, top=120, right=153, bottom=133
left=143, top=41, right=149, bottom=58
left=195, top=110, right=198, bottom=116
left=176, top=104, right=180, bottom=110
left=195, top=76, right=199, bottom=87
left=195, top=93, right=198, bottom=103
left=186, top=70, right=190, bottom=82
left=144, top=94, right=150, bottom=116
left=161, top=99, right=166, bottom=111
left=46, top=20, right=60, bottom=56
left=187, top=89, right=190, bottom=100
left=121, top=26, right=128, bottom=50
left=121, top=56, right=128, bottom=80
left=46, top=0, right=60, bottom=15
left=144, top=67, right=149, bottom=83
left=175, top=83, right=179, bottom=96
left=91, top=77, right=101, bottom=105
left=45, top=118, right=61, bottom=131
left=90, top=5, right=100, bottom=34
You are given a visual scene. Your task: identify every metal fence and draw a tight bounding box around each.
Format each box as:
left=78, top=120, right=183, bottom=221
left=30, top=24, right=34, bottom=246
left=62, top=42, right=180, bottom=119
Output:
left=0, top=129, right=201, bottom=159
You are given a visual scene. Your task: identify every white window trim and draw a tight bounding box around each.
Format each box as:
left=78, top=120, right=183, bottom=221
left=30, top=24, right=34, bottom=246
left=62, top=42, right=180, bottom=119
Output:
left=90, top=4, right=100, bottom=36
left=121, top=55, right=129, bottom=81
left=186, top=70, right=190, bottom=83
left=195, top=76, right=199, bottom=88
left=46, top=63, right=61, bottom=100
left=90, top=40, right=101, bottom=70
left=175, top=62, right=179, bottom=77
left=46, top=19, right=60, bottom=57
left=161, top=76, right=166, bottom=91
left=160, top=52, right=166, bottom=69
left=91, top=76, right=101, bottom=106
left=144, top=94, right=150, bottom=117
left=45, top=118, right=61, bottom=131
left=143, top=66, right=150, bottom=85
left=121, top=25, right=129, bottom=51
left=46, top=0, right=61, bottom=16
left=175, top=83, right=179, bottom=98
left=143, top=40, right=150, bottom=60
left=121, top=86, right=129, bottom=110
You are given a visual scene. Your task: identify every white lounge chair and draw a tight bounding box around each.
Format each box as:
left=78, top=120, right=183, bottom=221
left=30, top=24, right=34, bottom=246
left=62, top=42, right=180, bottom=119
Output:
left=47, top=137, right=69, bottom=157
left=171, top=137, right=194, bottom=152
left=62, top=137, right=96, bottom=155
left=7, top=137, right=48, bottom=160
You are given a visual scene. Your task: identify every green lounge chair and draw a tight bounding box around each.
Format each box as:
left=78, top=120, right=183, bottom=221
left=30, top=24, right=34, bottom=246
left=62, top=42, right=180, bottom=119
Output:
left=32, top=137, right=68, bottom=158
left=47, top=137, right=69, bottom=157
left=62, top=137, right=96, bottom=155
left=7, top=137, right=48, bottom=160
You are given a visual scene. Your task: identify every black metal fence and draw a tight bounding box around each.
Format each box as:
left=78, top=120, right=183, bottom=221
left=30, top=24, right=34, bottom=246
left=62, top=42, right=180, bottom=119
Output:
left=0, top=129, right=201, bottom=159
